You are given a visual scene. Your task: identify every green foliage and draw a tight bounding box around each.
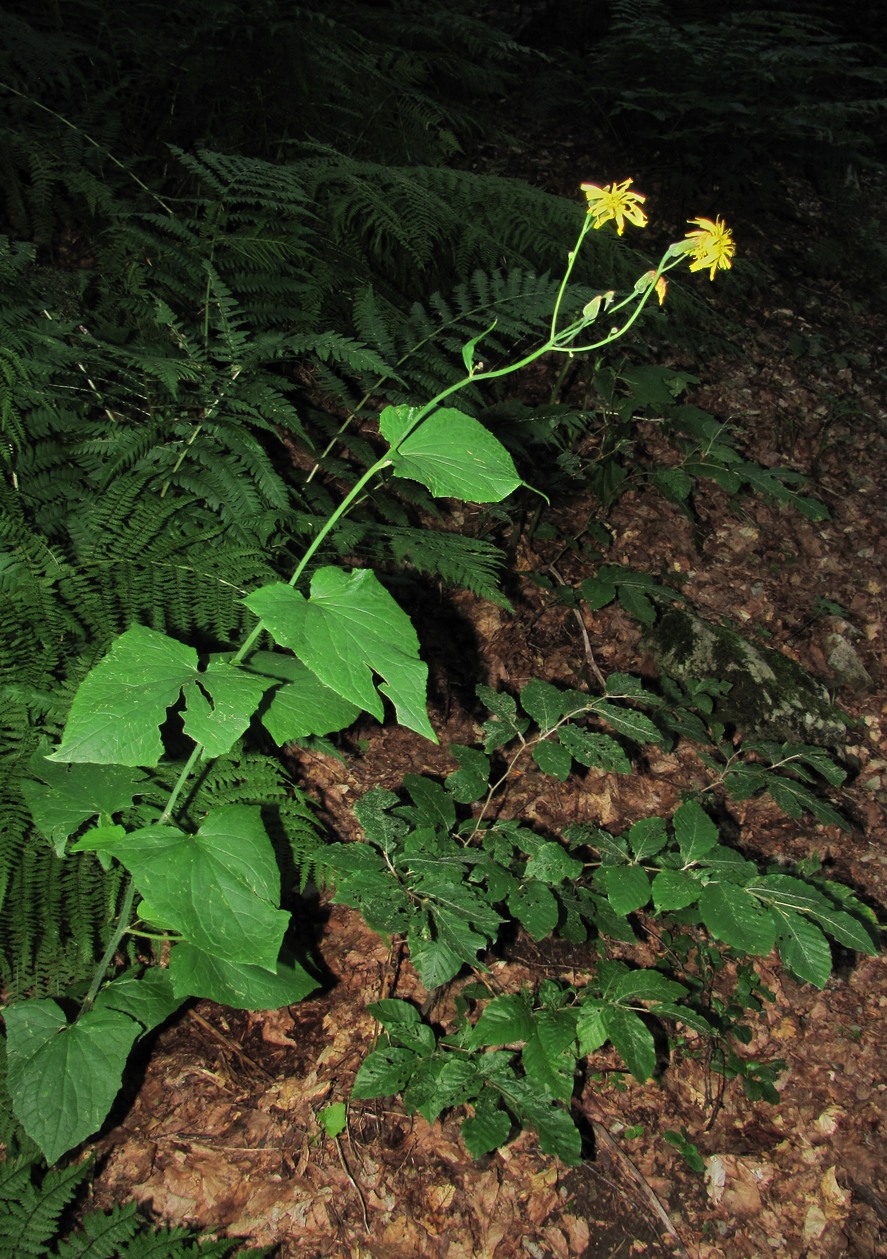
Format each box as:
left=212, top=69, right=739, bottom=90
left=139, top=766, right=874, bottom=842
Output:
left=0, top=1154, right=262, bottom=1256
left=335, top=683, right=876, bottom=1158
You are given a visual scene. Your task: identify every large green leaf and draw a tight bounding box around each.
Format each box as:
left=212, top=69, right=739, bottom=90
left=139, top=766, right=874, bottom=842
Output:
left=597, top=865, right=651, bottom=916
left=351, top=1048, right=418, bottom=1099
left=244, top=569, right=436, bottom=740
left=169, top=944, right=318, bottom=1008
left=461, top=1089, right=511, bottom=1158
left=380, top=404, right=522, bottom=503
left=5, top=1000, right=140, bottom=1164
left=49, top=626, right=196, bottom=766
left=92, top=967, right=182, bottom=1034
left=107, top=805, right=288, bottom=970
left=246, top=651, right=362, bottom=741
left=699, top=882, right=777, bottom=956
left=508, top=880, right=559, bottom=940
left=773, top=909, right=832, bottom=988
left=49, top=626, right=273, bottom=766
left=181, top=661, right=272, bottom=757
left=521, top=1011, right=579, bottom=1101
left=520, top=678, right=572, bottom=730
left=595, top=701, right=664, bottom=745
left=524, top=841, right=584, bottom=884
left=558, top=725, right=631, bottom=773
left=21, top=761, right=147, bottom=856
left=652, top=869, right=702, bottom=913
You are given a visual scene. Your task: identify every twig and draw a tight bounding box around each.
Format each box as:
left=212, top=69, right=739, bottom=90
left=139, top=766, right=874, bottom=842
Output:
left=188, top=1009, right=274, bottom=1081
left=549, top=564, right=607, bottom=689
left=574, top=1102, right=691, bottom=1258
left=334, top=1133, right=370, bottom=1233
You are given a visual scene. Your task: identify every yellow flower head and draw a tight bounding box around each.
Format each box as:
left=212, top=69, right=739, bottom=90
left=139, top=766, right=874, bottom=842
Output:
left=682, top=216, right=735, bottom=280
left=580, top=178, right=648, bottom=236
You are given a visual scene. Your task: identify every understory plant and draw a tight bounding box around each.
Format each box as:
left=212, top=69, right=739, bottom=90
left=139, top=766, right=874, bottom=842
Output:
left=1, top=180, right=878, bottom=1178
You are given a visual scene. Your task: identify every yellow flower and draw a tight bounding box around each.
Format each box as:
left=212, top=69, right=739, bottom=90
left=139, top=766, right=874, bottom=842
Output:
left=682, top=216, right=735, bottom=280
left=580, top=178, right=648, bottom=235
left=654, top=275, right=668, bottom=305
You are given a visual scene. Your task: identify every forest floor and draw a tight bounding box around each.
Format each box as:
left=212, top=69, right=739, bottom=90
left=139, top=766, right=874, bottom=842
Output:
left=89, top=101, right=887, bottom=1259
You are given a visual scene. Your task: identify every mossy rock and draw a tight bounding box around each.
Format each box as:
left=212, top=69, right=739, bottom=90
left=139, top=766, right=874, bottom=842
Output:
left=645, top=604, right=846, bottom=747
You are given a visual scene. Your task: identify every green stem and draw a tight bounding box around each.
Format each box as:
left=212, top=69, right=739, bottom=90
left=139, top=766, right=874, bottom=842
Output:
left=80, top=741, right=205, bottom=1011
left=81, top=876, right=137, bottom=1013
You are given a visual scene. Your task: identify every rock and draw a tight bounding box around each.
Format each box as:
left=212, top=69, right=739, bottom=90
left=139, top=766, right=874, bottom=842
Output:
left=645, top=603, right=847, bottom=747
left=823, top=631, right=873, bottom=693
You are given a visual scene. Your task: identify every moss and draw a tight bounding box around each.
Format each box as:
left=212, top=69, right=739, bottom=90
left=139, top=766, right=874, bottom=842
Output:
left=646, top=604, right=846, bottom=747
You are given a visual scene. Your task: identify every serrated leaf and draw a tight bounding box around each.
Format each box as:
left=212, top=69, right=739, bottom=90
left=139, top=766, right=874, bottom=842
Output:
left=747, top=873, right=832, bottom=914
left=674, top=799, right=719, bottom=862
left=521, top=1012, right=578, bottom=1101
left=603, top=1007, right=656, bottom=1082
left=596, top=701, right=663, bottom=745
left=700, top=845, right=759, bottom=882
left=169, top=943, right=318, bottom=1008
left=617, top=586, right=656, bottom=625
left=412, top=1057, right=479, bottom=1123
left=446, top=744, right=491, bottom=803
left=653, top=467, right=694, bottom=503
left=652, top=869, right=702, bottom=912
left=403, top=774, right=457, bottom=831
left=508, top=880, right=559, bottom=940
left=407, top=932, right=465, bottom=987
left=612, top=970, right=687, bottom=1003
left=472, top=994, right=534, bottom=1046
left=351, top=1048, right=418, bottom=1099
left=774, top=909, right=832, bottom=988
left=766, top=777, right=849, bottom=831
left=461, top=1089, right=511, bottom=1157
left=807, top=903, right=878, bottom=955
left=520, top=678, right=569, bottom=730
left=576, top=1002, right=608, bottom=1056
left=5, top=1000, right=140, bottom=1163
left=580, top=575, right=617, bottom=609
left=699, top=882, right=777, bottom=956
left=628, top=817, right=667, bottom=860
left=524, top=841, right=584, bottom=884
left=380, top=405, right=522, bottom=503
left=108, top=805, right=288, bottom=970
left=520, top=1095, right=582, bottom=1163
left=244, top=569, right=436, bottom=741
left=558, top=724, right=631, bottom=773
left=597, top=865, right=651, bottom=915
left=246, top=651, right=362, bottom=741
left=532, top=739, right=572, bottom=780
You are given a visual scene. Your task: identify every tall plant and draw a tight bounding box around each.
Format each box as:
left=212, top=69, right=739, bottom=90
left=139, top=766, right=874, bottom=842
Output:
left=2, top=184, right=797, bottom=1166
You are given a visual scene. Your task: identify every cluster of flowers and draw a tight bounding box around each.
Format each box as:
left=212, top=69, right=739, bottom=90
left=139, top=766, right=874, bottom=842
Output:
left=579, top=177, right=735, bottom=295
